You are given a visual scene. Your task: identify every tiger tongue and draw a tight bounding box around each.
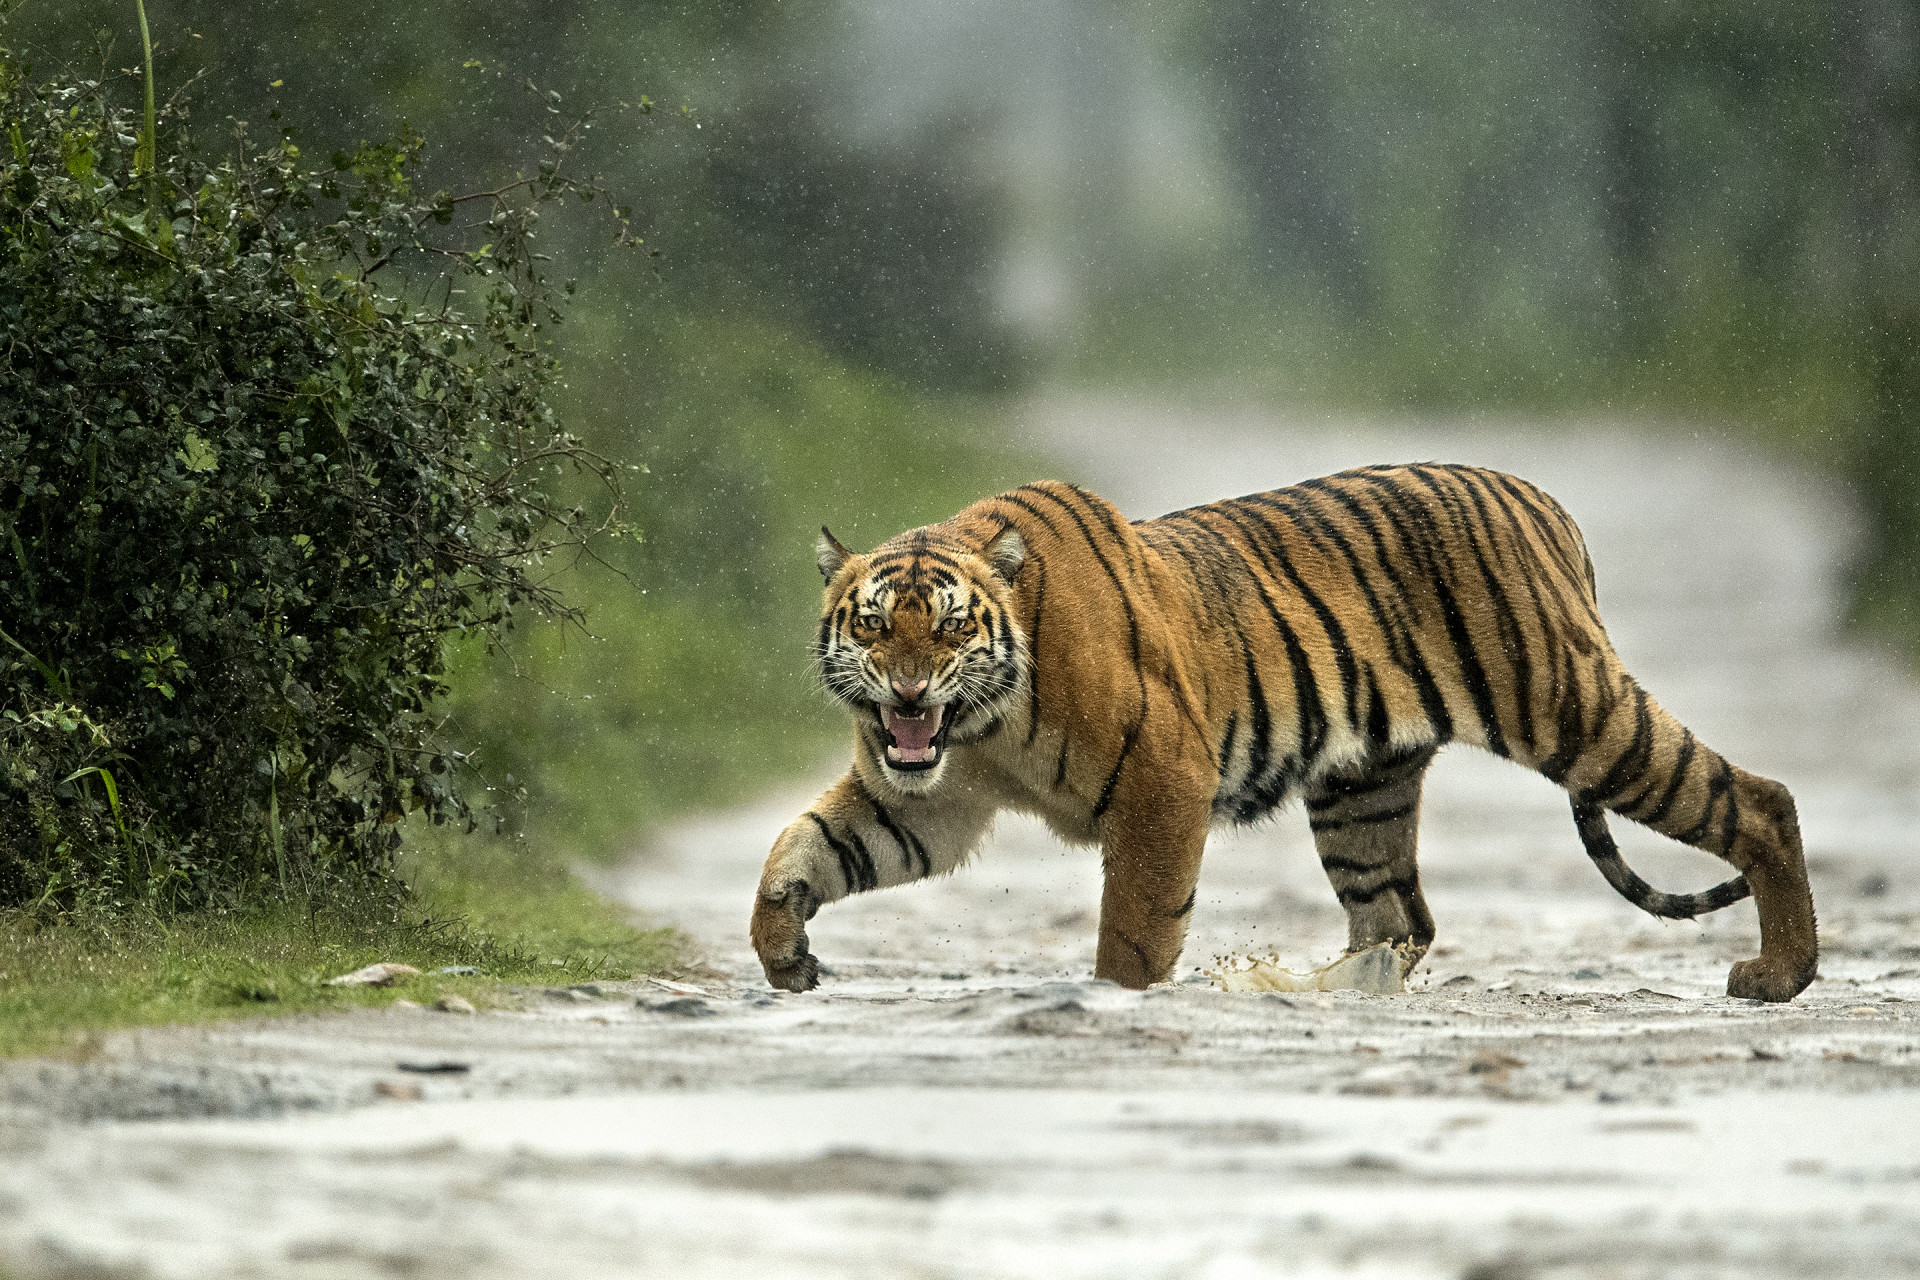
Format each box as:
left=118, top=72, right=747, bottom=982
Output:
left=884, top=705, right=943, bottom=757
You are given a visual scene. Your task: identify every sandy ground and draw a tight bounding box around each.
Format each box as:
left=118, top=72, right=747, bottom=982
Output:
left=4, top=398, right=1920, bottom=1279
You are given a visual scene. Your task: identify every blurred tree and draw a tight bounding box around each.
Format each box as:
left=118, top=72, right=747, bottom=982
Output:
left=7, top=1, right=1015, bottom=390
left=1835, top=0, right=1920, bottom=627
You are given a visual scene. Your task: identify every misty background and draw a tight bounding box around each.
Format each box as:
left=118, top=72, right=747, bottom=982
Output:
left=12, top=0, right=1918, bottom=866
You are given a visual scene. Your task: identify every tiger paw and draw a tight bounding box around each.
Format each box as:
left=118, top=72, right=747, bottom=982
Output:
left=750, top=880, right=822, bottom=993
left=1726, top=955, right=1814, bottom=1003
left=763, top=948, right=820, bottom=993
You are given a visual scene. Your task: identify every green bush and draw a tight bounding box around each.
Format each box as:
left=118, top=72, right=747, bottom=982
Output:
left=0, top=58, right=631, bottom=911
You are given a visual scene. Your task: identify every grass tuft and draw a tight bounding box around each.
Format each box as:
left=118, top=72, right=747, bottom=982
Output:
left=0, top=844, right=678, bottom=1059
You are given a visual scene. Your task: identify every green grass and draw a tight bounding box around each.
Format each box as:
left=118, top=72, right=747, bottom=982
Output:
left=0, top=844, right=679, bottom=1059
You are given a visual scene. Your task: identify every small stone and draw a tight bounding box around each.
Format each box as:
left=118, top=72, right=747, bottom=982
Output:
left=938, top=972, right=970, bottom=981
left=390, top=999, right=424, bottom=1011
left=568, top=984, right=606, bottom=999
left=325, top=962, right=421, bottom=988
left=1440, top=974, right=1476, bottom=987
left=1572, top=968, right=1603, bottom=980
left=373, top=1080, right=423, bottom=1102
left=435, top=965, right=479, bottom=977
left=1845, top=1005, right=1879, bottom=1016
left=1467, top=1051, right=1526, bottom=1075
left=638, top=997, right=716, bottom=1017
left=542, top=987, right=592, bottom=1002
left=433, top=995, right=476, bottom=1015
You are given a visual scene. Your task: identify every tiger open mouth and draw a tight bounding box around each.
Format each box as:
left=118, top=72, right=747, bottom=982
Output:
left=880, top=703, right=949, bottom=772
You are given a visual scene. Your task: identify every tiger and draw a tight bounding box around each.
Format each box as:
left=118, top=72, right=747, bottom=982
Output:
left=749, top=465, right=1818, bottom=1002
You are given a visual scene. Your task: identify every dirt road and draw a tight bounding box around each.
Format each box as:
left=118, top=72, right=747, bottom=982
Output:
left=4, top=398, right=1919, bottom=1279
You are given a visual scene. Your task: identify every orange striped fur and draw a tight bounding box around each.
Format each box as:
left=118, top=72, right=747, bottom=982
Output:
left=750, top=466, right=1817, bottom=1000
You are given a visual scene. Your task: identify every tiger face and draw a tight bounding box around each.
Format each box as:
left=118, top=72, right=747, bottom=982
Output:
left=812, top=524, right=1029, bottom=793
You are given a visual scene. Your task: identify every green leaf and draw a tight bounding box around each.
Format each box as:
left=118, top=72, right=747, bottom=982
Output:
left=176, top=432, right=219, bottom=473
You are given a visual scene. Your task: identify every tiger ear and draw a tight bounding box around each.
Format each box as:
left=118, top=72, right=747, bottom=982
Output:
left=815, top=526, right=854, bottom=579
left=985, top=526, right=1026, bottom=583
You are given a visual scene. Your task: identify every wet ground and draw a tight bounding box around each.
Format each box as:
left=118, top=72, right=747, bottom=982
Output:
left=4, top=397, right=1919, bottom=1278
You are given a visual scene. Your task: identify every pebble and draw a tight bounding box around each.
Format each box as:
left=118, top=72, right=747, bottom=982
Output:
left=433, top=995, right=477, bottom=1015
left=638, top=997, right=716, bottom=1017
left=373, top=1081, right=423, bottom=1102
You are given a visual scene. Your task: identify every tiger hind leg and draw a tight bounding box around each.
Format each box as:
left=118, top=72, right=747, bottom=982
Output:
left=1550, top=671, right=1817, bottom=1002
left=1305, top=746, right=1440, bottom=966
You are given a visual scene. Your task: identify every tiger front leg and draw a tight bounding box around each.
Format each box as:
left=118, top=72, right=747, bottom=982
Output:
left=1092, top=748, right=1214, bottom=990
left=751, top=769, right=994, bottom=992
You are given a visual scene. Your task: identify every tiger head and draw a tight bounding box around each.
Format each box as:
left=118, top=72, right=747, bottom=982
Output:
left=812, top=523, right=1030, bottom=793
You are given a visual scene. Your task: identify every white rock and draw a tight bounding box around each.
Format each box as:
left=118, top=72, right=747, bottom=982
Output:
left=324, top=963, right=421, bottom=988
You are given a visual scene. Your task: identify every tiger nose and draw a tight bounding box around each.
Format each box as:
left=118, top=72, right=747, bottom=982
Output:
left=891, top=676, right=928, bottom=702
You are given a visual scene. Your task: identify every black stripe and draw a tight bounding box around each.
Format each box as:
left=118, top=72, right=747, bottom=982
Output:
left=1198, top=506, right=1329, bottom=768
left=1062, top=481, right=1141, bottom=574
left=1091, top=721, right=1141, bottom=821
left=1402, top=467, right=1525, bottom=758
left=1485, top=470, right=1594, bottom=598
left=1536, top=642, right=1590, bottom=785
left=1054, top=738, right=1071, bottom=789
left=1335, top=873, right=1419, bottom=907
left=1271, top=489, right=1417, bottom=699
left=1317, top=851, right=1398, bottom=875
left=1580, top=682, right=1656, bottom=807
left=1309, top=801, right=1417, bottom=834
left=1364, top=666, right=1390, bottom=746
left=1019, top=485, right=1147, bottom=678
left=1307, top=476, right=1455, bottom=742
left=1443, top=468, right=1541, bottom=756
left=1637, top=730, right=1698, bottom=827
left=1023, top=556, right=1047, bottom=746
left=1718, top=759, right=1742, bottom=856
left=1241, top=494, right=1363, bottom=732
left=806, top=813, right=863, bottom=896
left=1306, top=745, right=1435, bottom=811
left=862, top=785, right=930, bottom=877
left=869, top=547, right=971, bottom=575
left=1236, top=643, right=1274, bottom=814
left=1674, top=756, right=1735, bottom=847
left=844, top=827, right=878, bottom=892
left=1171, top=888, right=1197, bottom=919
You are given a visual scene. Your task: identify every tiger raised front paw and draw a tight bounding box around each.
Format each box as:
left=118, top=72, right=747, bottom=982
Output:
left=750, top=879, right=823, bottom=993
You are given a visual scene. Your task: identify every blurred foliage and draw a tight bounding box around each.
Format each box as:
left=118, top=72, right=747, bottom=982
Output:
left=0, top=52, right=635, bottom=910
left=4, top=1, right=1020, bottom=391
left=1097, top=0, right=1920, bottom=643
